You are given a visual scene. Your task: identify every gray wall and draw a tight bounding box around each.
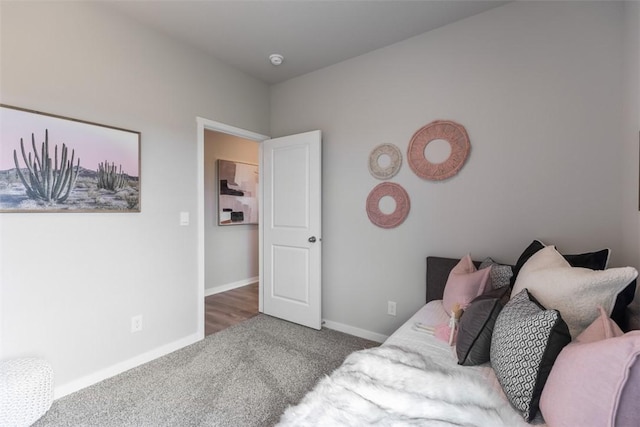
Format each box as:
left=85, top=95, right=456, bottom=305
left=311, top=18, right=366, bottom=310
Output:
left=271, top=1, right=634, bottom=336
left=0, top=1, right=269, bottom=394
left=621, top=1, right=640, bottom=318
left=204, top=131, right=259, bottom=293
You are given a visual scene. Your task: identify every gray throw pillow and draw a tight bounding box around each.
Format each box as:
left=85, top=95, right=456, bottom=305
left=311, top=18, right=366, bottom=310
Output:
left=456, top=286, right=509, bottom=366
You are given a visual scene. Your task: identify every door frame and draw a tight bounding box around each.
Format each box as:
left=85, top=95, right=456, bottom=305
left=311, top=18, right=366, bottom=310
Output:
left=196, top=117, right=268, bottom=339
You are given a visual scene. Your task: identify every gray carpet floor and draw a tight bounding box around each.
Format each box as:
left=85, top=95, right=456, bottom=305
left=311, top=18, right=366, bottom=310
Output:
left=34, top=314, right=378, bottom=427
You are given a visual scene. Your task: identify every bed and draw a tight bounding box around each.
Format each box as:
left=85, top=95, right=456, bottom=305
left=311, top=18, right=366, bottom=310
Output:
left=278, top=242, right=640, bottom=427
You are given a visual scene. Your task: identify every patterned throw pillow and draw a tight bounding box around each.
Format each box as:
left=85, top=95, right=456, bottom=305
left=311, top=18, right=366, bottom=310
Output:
left=490, top=289, right=571, bottom=421
left=479, top=257, right=512, bottom=289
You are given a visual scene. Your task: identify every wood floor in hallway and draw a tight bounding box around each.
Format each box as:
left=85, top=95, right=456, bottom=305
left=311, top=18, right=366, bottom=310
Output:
left=205, top=282, right=259, bottom=336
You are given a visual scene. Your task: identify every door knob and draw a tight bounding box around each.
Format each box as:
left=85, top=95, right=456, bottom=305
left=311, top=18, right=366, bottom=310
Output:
left=308, top=236, right=317, bottom=243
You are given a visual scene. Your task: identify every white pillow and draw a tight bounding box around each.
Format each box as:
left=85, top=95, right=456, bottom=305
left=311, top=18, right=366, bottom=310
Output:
left=511, top=246, right=637, bottom=338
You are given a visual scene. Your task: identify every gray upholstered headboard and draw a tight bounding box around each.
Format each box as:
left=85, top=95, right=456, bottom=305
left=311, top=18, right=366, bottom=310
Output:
left=426, top=255, right=639, bottom=331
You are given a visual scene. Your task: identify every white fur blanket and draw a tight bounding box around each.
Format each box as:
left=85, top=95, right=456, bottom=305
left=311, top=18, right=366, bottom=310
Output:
left=278, top=345, right=528, bottom=427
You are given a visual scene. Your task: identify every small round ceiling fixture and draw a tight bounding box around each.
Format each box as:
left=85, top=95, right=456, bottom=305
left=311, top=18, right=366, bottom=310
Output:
left=269, top=54, right=284, bottom=66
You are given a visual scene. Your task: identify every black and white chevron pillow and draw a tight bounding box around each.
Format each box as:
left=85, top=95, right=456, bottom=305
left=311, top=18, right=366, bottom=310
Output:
left=490, top=289, right=571, bottom=421
left=480, top=257, right=513, bottom=289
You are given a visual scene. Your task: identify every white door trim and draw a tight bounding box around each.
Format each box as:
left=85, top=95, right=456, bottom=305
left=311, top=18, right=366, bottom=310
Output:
left=196, top=117, right=268, bottom=339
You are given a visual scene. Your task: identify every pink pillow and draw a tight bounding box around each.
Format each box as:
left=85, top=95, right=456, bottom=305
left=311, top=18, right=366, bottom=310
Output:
left=575, top=306, right=623, bottom=344
left=617, top=361, right=640, bottom=426
left=540, top=329, right=640, bottom=427
left=442, top=255, right=491, bottom=313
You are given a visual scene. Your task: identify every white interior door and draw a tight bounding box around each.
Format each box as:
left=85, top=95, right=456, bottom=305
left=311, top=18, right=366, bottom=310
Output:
left=261, top=130, right=322, bottom=329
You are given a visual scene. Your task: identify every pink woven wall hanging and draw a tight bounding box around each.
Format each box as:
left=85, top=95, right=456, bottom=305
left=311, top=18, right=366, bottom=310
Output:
left=407, top=120, right=470, bottom=181
left=366, top=182, right=410, bottom=228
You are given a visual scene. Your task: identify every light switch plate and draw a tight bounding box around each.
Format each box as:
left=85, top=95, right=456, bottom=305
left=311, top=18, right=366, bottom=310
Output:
left=180, top=211, right=189, bottom=226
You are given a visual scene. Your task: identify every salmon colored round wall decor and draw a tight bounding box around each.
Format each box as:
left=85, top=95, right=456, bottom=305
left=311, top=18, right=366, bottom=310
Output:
left=407, top=120, right=470, bottom=181
left=366, top=182, right=410, bottom=228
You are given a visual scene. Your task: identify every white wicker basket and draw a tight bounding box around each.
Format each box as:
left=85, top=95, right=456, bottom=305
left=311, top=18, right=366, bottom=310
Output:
left=0, top=358, right=53, bottom=427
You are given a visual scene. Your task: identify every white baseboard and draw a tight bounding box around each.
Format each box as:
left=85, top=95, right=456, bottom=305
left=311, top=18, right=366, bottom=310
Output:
left=205, top=276, right=259, bottom=297
left=322, top=319, right=388, bottom=343
left=53, top=332, right=201, bottom=399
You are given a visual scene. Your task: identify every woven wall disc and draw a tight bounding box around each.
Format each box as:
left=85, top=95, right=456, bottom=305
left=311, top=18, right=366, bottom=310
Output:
left=407, top=120, right=470, bottom=181
left=366, top=182, right=410, bottom=229
left=368, top=143, right=402, bottom=180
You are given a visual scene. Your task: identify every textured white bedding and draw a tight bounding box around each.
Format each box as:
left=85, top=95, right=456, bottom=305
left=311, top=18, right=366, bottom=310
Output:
left=278, top=344, right=530, bottom=426
left=278, top=299, right=548, bottom=426
left=383, top=300, right=547, bottom=426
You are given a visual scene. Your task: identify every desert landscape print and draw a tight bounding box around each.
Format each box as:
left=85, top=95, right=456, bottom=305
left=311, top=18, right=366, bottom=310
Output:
left=0, top=105, right=140, bottom=212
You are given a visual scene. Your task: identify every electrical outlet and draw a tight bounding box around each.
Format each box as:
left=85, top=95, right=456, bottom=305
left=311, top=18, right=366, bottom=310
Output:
left=131, top=315, right=143, bottom=333
left=387, top=301, right=397, bottom=316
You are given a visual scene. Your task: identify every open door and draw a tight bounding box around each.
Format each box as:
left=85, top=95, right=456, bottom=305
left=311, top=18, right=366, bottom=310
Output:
left=261, top=130, right=322, bottom=329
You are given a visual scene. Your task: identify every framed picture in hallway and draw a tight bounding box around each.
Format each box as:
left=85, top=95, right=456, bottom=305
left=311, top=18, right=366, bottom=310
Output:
left=217, top=159, right=258, bottom=225
left=0, top=104, right=141, bottom=213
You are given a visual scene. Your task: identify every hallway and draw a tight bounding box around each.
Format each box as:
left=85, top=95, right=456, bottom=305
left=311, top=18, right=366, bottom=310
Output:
left=204, top=283, right=259, bottom=335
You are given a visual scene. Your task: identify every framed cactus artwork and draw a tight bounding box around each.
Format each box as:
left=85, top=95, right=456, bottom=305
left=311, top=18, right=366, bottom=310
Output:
left=0, top=104, right=141, bottom=212
left=218, top=159, right=258, bottom=225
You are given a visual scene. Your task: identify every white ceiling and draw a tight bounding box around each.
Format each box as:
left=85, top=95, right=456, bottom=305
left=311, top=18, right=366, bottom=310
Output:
left=103, top=1, right=509, bottom=85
